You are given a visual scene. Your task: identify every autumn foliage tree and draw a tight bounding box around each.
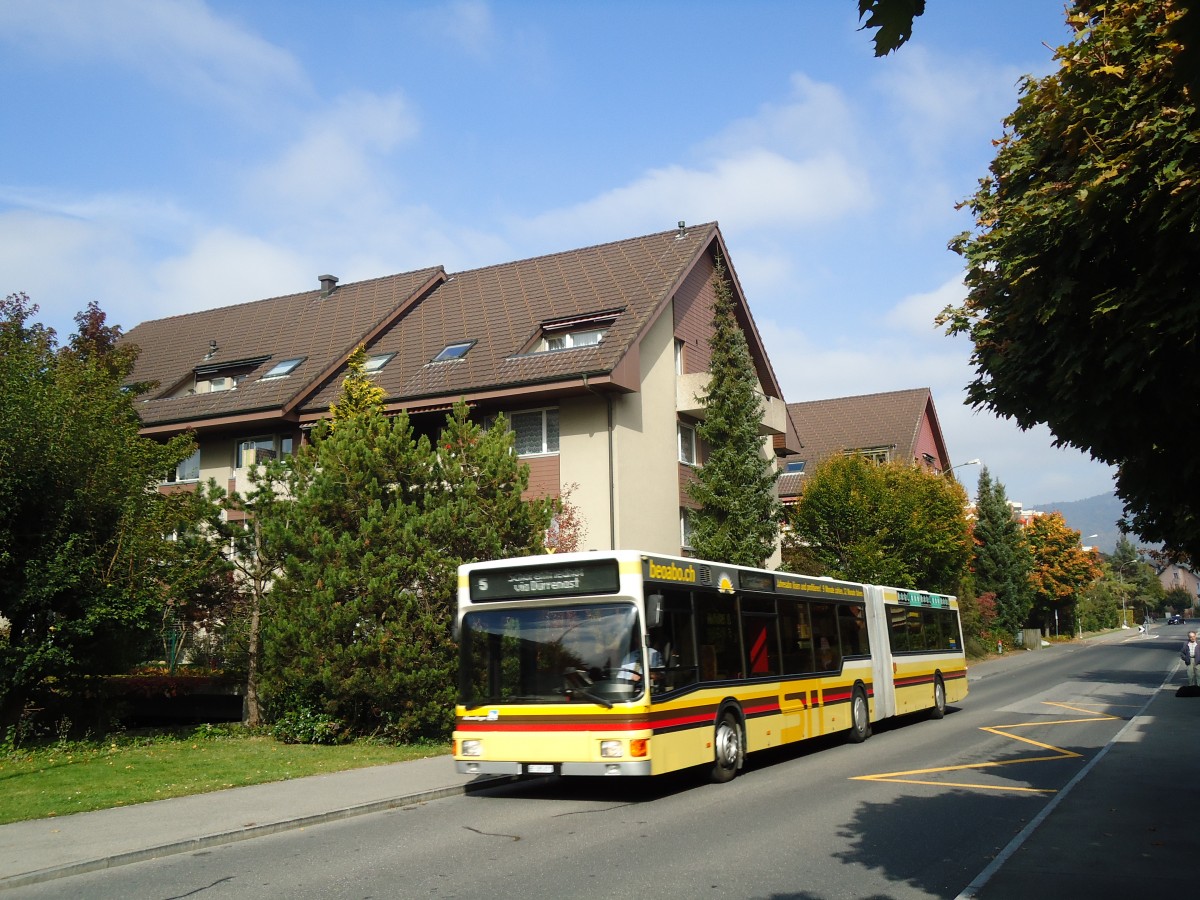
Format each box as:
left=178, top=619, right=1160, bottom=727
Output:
left=1025, top=512, right=1102, bottom=636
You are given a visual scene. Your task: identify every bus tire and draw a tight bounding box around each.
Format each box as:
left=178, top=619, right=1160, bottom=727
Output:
left=848, top=686, right=871, bottom=743
left=930, top=674, right=947, bottom=720
left=710, top=711, right=742, bottom=783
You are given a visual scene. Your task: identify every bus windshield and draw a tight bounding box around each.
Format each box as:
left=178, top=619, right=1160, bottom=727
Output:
left=459, top=603, right=646, bottom=707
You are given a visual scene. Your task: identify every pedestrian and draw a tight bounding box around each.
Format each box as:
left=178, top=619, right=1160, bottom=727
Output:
left=1181, top=631, right=1200, bottom=687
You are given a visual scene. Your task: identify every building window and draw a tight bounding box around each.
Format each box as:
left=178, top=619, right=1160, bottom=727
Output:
left=510, top=409, right=559, bottom=456
left=431, top=342, right=474, bottom=363
left=848, top=446, right=892, bottom=465
left=678, top=422, right=697, bottom=465
left=539, top=328, right=605, bottom=352
left=164, top=448, right=201, bottom=484
left=237, top=434, right=294, bottom=468
left=262, top=357, right=305, bottom=379
left=364, top=352, right=396, bottom=372
left=681, top=508, right=694, bottom=549
left=784, top=460, right=805, bottom=474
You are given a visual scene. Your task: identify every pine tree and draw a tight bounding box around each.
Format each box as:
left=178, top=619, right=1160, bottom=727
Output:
left=687, top=255, right=781, bottom=567
left=258, top=397, right=553, bottom=741
left=972, top=467, right=1034, bottom=638
left=329, top=346, right=385, bottom=427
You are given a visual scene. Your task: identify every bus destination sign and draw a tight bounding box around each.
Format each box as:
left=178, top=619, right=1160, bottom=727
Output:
left=469, top=559, right=620, bottom=602
left=775, top=575, right=865, bottom=600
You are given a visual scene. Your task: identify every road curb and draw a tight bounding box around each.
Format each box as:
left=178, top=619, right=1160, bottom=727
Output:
left=0, top=776, right=511, bottom=891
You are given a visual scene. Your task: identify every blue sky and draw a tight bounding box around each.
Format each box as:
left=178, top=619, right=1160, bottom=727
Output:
left=0, top=1, right=1119, bottom=507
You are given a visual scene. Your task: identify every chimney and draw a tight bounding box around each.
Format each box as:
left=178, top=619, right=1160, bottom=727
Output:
left=676, top=220, right=687, bottom=239
left=319, top=274, right=338, bottom=294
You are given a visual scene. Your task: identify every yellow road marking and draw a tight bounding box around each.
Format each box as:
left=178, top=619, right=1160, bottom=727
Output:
left=851, top=701, right=1121, bottom=794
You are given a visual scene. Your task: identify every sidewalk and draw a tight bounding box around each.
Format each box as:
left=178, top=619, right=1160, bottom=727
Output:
left=0, top=754, right=497, bottom=890
left=2, top=631, right=1195, bottom=894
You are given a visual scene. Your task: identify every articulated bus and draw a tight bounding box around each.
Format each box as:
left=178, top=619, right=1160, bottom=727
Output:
left=453, top=550, right=966, bottom=783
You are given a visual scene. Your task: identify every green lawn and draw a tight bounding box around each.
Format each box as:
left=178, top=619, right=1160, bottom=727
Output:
left=0, top=730, right=449, bottom=825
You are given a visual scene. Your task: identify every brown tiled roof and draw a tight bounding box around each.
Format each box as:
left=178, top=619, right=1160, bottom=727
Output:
left=299, top=224, right=721, bottom=414
left=125, top=268, right=444, bottom=430
left=780, top=388, right=944, bottom=498
left=124, top=223, right=774, bottom=433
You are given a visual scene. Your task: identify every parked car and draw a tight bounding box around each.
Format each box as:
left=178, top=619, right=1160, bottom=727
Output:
left=1168, top=614, right=1185, bottom=625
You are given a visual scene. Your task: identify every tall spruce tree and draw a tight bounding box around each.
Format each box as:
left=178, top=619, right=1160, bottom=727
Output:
left=687, top=255, right=781, bottom=567
left=972, top=467, right=1034, bottom=638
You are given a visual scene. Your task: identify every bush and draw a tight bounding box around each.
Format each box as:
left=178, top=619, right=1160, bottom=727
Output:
left=271, top=707, right=346, bottom=745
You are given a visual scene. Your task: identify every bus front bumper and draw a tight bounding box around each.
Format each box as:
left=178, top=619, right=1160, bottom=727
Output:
left=456, top=760, right=653, bottom=776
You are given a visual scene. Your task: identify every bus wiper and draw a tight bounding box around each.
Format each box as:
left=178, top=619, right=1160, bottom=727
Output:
left=563, top=669, right=613, bottom=709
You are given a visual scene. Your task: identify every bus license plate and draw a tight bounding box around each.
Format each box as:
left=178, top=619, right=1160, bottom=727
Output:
left=525, top=764, right=555, bottom=774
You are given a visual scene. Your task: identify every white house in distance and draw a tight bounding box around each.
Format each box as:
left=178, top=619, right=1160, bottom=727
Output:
left=123, top=222, right=801, bottom=560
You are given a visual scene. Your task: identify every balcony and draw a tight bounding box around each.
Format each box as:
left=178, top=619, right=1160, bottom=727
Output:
left=676, top=372, right=787, bottom=435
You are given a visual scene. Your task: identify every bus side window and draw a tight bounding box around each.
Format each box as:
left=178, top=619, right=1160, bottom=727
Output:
left=656, top=591, right=698, bottom=690
left=694, top=595, right=740, bottom=680
left=838, top=604, right=867, bottom=657
left=810, top=603, right=841, bottom=671
left=779, top=598, right=815, bottom=674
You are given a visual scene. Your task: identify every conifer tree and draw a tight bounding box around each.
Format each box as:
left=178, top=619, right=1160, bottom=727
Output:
left=971, top=467, right=1034, bottom=638
left=687, top=255, right=781, bottom=567
left=259, top=394, right=552, bottom=741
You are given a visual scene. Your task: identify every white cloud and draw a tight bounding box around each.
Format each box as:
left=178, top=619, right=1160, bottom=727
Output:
left=248, top=91, right=420, bottom=215
left=703, top=73, right=860, bottom=159
left=885, top=275, right=964, bottom=340
left=0, top=0, right=308, bottom=115
left=412, top=0, right=497, bottom=59
left=515, top=149, right=870, bottom=247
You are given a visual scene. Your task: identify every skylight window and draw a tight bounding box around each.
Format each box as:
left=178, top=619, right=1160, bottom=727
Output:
left=432, top=341, right=475, bottom=363
left=364, top=352, right=395, bottom=373
left=262, top=357, right=305, bottom=379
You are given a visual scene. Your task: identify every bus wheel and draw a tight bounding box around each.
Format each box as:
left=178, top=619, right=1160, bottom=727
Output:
left=848, top=686, right=871, bottom=743
left=710, top=712, right=742, bottom=783
left=930, top=675, right=947, bottom=720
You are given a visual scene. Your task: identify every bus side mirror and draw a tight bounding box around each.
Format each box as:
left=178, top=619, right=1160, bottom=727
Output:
left=646, top=592, right=664, bottom=628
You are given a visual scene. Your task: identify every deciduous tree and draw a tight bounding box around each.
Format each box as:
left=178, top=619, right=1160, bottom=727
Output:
left=940, top=0, right=1200, bottom=559
left=0, top=296, right=203, bottom=740
left=783, top=454, right=971, bottom=593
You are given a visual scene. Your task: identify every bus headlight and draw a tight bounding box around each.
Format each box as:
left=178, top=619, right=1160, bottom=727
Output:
left=461, top=739, right=483, bottom=757
left=600, top=740, right=623, bottom=758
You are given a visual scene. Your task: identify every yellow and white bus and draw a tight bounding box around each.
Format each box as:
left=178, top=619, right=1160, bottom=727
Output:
left=453, top=550, right=966, bottom=783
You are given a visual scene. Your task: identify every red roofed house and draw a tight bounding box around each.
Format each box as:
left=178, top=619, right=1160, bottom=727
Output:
left=777, top=388, right=957, bottom=504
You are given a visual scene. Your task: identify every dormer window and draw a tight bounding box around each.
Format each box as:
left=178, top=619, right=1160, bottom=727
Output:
left=431, top=341, right=475, bottom=363
left=529, top=309, right=622, bottom=355
left=262, top=357, right=305, bottom=379
left=541, top=328, right=605, bottom=352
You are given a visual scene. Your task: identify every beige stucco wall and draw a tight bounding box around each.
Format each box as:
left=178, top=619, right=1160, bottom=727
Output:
left=611, top=304, right=681, bottom=553
left=558, top=394, right=614, bottom=551
left=558, top=305, right=681, bottom=555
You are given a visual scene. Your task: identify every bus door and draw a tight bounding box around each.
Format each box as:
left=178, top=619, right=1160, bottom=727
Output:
left=777, top=597, right=818, bottom=742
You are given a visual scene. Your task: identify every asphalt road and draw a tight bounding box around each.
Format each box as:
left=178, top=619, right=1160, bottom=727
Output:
left=8, top=635, right=1168, bottom=900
